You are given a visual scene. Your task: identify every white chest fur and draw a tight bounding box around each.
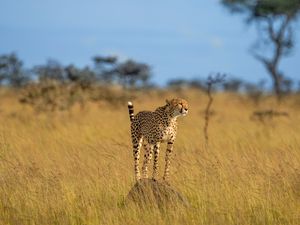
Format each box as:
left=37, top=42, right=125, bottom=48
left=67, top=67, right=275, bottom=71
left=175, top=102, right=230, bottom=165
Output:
left=160, top=119, right=177, bottom=141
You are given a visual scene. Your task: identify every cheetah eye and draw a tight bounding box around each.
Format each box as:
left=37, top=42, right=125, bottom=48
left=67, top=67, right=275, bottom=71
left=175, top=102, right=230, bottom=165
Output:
left=181, top=104, right=187, bottom=110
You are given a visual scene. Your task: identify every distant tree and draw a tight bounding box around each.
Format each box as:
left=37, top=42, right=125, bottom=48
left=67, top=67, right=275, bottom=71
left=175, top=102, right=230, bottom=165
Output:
left=0, top=53, right=29, bottom=87
left=243, top=80, right=266, bottom=104
left=65, top=65, right=96, bottom=89
left=167, top=78, right=206, bottom=91
left=93, top=56, right=118, bottom=64
left=189, top=79, right=206, bottom=90
left=33, top=59, right=65, bottom=82
left=115, top=59, right=151, bottom=88
left=167, top=79, right=190, bottom=89
left=92, top=55, right=118, bottom=82
left=223, top=78, right=244, bottom=92
left=221, top=0, right=300, bottom=101
left=281, top=77, right=294, bottom=94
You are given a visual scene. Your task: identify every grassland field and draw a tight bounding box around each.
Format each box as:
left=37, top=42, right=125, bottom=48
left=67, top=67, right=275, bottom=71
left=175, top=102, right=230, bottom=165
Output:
left=0, top=89, right=299, bottom=225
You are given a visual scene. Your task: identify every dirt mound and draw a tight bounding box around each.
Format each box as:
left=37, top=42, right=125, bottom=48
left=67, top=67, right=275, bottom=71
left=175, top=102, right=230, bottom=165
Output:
left=125, top=179, right=189, bottom=208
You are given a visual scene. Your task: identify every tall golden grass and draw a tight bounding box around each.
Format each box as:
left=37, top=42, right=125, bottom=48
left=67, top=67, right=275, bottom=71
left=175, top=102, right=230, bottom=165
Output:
left=0, top=89, right=299, bottom=225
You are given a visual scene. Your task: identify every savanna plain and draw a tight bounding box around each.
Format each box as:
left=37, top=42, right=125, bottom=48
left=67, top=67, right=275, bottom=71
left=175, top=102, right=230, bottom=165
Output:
left=0, top=89, right=299, bottom=225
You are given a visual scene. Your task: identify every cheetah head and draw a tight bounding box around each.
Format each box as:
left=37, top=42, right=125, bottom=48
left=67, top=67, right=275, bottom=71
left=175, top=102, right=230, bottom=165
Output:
left=165, top=98, right=188, bottom=117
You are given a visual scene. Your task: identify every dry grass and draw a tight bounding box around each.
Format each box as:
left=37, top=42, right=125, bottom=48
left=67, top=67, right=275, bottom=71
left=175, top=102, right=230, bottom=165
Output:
left=0, top=89, right=299, bottom=225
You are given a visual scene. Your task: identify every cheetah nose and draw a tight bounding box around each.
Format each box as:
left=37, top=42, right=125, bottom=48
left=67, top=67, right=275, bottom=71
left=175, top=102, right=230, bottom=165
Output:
left=182, top=109, right=188, bottom=115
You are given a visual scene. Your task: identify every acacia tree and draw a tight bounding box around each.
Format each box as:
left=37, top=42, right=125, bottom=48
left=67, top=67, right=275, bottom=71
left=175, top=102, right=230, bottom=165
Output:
left=0, top=53, right=28, bottom=87
left=92, top=56, right=151, bottom=88
left=115, top=59, right=151, bottom=88
left=33, top=59, right=66, bottom=82
left=65, top=65, right=96, bottom=89
left=221, top=0, right=300, bottom=101
left=92, top=55, right=118, bottom=83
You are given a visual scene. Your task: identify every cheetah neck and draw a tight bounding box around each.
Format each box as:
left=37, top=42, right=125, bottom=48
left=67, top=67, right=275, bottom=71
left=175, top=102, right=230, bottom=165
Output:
left=154, top=105, right=178, bottom=125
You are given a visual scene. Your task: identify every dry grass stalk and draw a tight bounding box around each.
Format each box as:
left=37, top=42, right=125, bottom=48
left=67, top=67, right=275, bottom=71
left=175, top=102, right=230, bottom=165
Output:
left=203, top=73, right=226, bottom=147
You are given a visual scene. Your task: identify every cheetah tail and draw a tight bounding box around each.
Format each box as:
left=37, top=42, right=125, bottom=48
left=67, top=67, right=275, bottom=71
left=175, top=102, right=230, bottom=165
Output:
left=127, top=101, right=134, bottom=122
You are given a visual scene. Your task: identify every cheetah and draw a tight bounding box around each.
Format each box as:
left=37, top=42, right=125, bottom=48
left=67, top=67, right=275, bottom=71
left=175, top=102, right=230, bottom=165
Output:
left=127, top=98, right=188, bottom=182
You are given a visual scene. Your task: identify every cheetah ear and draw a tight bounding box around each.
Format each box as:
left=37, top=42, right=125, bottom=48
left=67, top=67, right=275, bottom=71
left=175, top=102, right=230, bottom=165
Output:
left=165, top=99, right=170, bottom=105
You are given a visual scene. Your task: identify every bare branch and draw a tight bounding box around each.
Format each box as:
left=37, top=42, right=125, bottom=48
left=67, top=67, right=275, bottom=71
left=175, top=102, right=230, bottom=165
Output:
left=266, top=17, right=277, bottom=43
left=203, top=73, right=226, bottom=148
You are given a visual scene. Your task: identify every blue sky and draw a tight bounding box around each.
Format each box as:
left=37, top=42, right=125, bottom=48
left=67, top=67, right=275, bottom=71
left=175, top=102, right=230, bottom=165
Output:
left=0, top=0, right=299, bottom=86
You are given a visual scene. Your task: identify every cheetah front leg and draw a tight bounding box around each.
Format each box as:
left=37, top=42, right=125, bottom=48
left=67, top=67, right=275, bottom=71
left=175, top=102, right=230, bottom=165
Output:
left=152, top=143, right=160, bottom=181
left=163, top=141, right=174, bottom=182
left=132, top=136, right=143, bottom=181
left=142, top=141, right=153, bottom=179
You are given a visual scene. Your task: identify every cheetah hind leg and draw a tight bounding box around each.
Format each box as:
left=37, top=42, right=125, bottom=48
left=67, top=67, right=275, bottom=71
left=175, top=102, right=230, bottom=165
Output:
left=152, top=143, right=160, bottom=181
left=132, top=136, right=143, bottom=181
left=142, top=141, right=153, bottom=179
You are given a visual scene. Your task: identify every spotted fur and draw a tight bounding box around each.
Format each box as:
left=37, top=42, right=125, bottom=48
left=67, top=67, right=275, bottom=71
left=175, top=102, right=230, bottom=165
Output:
left=127, top=98, right=188, bottom=181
